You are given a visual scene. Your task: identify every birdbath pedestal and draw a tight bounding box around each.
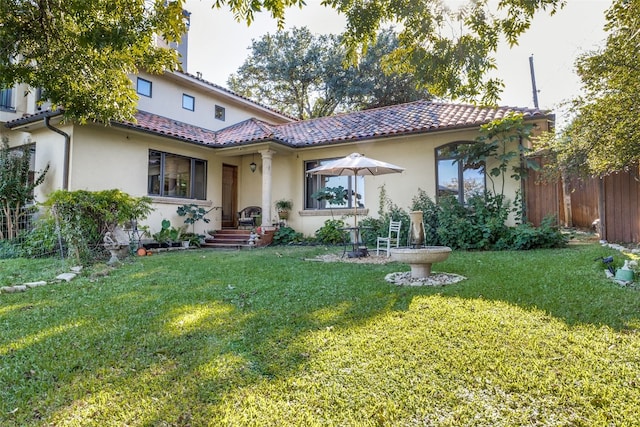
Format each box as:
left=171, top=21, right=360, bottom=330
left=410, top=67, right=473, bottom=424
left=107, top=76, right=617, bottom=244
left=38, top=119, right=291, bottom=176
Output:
left=390, top=246, right=452, bottom=278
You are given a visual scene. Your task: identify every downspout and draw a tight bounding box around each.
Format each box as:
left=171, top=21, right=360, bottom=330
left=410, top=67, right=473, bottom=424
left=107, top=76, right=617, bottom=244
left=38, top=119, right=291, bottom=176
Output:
left=45, top=116, right=70, bottom=190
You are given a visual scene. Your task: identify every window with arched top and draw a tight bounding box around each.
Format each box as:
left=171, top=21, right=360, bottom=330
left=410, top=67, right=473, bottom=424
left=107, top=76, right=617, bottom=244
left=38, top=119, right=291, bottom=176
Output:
left=436, top=142, right=485, bottom=204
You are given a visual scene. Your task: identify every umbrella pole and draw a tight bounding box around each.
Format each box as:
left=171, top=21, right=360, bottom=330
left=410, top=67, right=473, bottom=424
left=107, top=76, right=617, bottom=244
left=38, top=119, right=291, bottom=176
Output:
left=353, top=175, right=358, bottom=228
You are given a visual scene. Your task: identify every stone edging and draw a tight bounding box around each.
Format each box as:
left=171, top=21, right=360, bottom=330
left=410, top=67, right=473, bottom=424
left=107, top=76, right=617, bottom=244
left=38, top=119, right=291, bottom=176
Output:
left=0, top=266, right=82, bottom=294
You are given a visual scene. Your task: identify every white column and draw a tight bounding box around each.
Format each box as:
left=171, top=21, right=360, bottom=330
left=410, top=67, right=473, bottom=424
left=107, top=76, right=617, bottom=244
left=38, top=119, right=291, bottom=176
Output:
left=259, top=149, right=275, bottom=229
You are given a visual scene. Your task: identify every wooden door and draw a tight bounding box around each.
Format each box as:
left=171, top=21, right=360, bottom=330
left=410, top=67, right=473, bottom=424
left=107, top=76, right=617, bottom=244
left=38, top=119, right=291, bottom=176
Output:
left=222, top=164, right=237, bottom=228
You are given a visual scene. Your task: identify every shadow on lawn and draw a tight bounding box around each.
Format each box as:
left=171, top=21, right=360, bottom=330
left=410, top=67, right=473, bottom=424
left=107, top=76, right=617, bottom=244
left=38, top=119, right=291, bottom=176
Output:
left=1, top=244, right=638, bottom=425
left=0, top=248, right=404, bottom=424
left=425, top=243, right=640, bottom=331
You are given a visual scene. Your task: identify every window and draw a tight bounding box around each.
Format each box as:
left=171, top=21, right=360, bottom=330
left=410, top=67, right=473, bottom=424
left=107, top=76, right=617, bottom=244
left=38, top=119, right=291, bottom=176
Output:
left=304, top=159, right=364, bottom=209
left=0, top=87, right=14, bottom=111
left=148, top=150, right=207, bottom=200
left=182, top=94, right=195, bottom=111
left=436, top=143, right=484, bottom=204
left=215, top=105, right=225, bottom=121
left=136, top=78, right=152, bottom=97
left=35, top=88, right=44, bottom=110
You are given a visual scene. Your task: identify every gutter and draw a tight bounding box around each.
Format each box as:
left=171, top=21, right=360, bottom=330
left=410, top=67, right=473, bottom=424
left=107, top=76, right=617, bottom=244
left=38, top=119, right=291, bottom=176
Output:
left=45, top=116, right=70, bottom=190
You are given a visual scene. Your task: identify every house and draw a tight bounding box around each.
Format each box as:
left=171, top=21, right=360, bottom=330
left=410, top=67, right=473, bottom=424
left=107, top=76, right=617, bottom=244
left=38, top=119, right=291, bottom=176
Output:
left=2, top=69, right=553, bottom=238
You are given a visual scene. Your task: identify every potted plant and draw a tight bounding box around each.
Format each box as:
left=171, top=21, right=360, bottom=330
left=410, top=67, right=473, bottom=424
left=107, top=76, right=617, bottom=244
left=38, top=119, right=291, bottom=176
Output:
left=150, top=219, right=185, bottom=248
left=275, top=199, right=293, bottom=220
left=180, top=232, right=201, bottom=248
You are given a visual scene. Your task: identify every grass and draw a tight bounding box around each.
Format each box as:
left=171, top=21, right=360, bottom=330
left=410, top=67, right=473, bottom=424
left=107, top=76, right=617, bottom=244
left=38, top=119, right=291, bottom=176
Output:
left=1, top=244, right=639, bottom=426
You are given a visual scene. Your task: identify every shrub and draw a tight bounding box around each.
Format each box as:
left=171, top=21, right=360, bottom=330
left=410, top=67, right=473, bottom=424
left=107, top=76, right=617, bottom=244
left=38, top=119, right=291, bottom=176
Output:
left=0, top=239, right=18, bottom=258
left=373, top=186, right=566, bottom=252
left=315, top=219, right=348, bottom=245
left=17, top=220, right=60, bottom=258
left=433, top=193, right=513, bottom=250
left=466, top=193, right=510, bottom=249
left=358, top=216, right=384, bottom=247
left=273, top=226, right=303, bottom=245
left=496, top=216, right=568, bottom=250
left=377, top=205, right=409, bottom=246
left=0, top=138, right=49, bottom=240
left=42, top=189, right=152, bottom=263
left=436, top=195, right=478, bottom=249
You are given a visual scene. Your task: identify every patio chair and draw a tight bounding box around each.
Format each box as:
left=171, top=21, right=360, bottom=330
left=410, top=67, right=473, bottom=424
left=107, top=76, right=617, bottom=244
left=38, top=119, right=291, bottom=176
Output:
left=376, top=220, right=402, bottom=257
left=237, top=206, right=261, bottom=229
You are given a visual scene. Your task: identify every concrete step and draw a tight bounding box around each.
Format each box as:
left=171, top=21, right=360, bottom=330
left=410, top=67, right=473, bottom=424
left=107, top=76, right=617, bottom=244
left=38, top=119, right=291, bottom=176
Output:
left=204, top=229, right=253, bottom=249
left=202, top=229, right=274, bottom=249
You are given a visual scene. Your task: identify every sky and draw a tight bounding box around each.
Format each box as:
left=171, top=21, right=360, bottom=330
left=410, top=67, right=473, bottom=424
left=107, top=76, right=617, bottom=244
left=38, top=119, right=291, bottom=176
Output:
left=184, top=0, right=612, bottom=127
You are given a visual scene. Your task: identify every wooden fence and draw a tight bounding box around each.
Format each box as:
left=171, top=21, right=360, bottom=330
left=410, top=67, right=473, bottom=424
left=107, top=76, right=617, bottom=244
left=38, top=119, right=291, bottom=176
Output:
left=525, top=160, right=640, bottom=244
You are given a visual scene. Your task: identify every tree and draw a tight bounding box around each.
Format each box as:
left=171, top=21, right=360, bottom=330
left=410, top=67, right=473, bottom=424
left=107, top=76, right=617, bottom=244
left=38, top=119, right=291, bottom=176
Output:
left=0, top=139, right=49, bottom=240
left=559, top=0, right=640, bottom=176
left=227, top=27, right=430, bottom=118
left=355, top=28, right=432, bottom=110
left=228, top=27, right=346, bottom=119
left=223, top=0, right=562, bottom=105
left=0, top=0, right=188, bottom=124
left=1, top=0, right=562, bottom=123
left=455, top=113, right=538, bottom=222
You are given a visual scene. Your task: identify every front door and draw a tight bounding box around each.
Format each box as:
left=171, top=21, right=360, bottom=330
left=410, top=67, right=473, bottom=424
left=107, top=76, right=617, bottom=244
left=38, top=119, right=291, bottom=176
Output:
left=222, top=164, right=238, bottom=228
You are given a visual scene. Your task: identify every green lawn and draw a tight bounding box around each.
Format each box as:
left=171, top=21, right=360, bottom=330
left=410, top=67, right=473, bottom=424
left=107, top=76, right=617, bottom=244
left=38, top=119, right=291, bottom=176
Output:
left=1, top=244, right=639, bottom=426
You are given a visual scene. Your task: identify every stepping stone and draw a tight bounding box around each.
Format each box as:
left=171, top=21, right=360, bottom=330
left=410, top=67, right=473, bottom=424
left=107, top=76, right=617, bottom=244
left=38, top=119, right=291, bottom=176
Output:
left=1, top=285, right=27, bottom=293
left=56, top=273, right=77, bottom=282
left=25, top=281, right=48, bottom=288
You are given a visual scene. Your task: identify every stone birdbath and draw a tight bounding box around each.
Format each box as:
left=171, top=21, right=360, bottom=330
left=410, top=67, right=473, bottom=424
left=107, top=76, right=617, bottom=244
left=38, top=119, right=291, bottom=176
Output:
left=390, top=246, right=452, bottom=278
left=390, top=211, right=452, bottom=279
left=103, top=230, right=130, bottom=264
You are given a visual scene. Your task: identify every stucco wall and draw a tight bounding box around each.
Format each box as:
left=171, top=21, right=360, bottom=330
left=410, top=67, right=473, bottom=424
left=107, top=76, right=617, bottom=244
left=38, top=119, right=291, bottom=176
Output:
left=8, top=112, right=548, bottom=239
left=18, top=123, right=72, bottom=203
left=280, top=129, right=481, bottom=236
left=67, top=125, right=222, bottom=235
left=134, top=71, right=290, bottom=131
left=254, top=121, right=541, bottom=237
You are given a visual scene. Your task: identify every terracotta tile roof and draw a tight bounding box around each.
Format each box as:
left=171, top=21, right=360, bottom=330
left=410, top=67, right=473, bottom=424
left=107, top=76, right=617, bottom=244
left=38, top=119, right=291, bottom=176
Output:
left=214, top=118, right=276, bottom=146
left=115, top=110, right=218, bottom=144
left=273, top=100, right=548, bottom=146
left=6, top=100, right=550, bottom=148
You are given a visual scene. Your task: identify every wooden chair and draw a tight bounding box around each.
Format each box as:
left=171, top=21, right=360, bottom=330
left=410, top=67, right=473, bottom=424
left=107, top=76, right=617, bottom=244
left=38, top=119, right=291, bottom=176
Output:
left=237, top=206, right=261, bottom=229
left=376, top=220, right=402, bottom=256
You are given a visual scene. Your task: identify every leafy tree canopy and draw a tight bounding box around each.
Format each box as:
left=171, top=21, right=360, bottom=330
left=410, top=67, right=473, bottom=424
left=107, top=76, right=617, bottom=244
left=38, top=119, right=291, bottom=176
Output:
left=224, top=0, right=562, bottom=105
left=1, top=0, right=562, bottom=123
left=227, top=27, right=430, bottom=119
left=0, top=0, right=187, bottom=124
left=561, top=0, right=640, bottom=176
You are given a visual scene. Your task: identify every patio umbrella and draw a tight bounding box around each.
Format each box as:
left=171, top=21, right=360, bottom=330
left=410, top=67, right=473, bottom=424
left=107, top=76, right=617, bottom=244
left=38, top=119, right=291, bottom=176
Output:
left=307, top=152, right=405, bottom=227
